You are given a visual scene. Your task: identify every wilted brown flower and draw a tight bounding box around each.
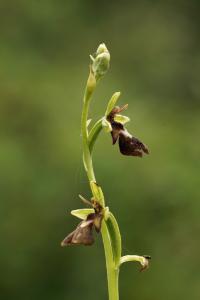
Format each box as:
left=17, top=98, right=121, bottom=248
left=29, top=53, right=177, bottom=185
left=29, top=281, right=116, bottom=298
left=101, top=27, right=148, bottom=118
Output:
left=140, top=255, right=151, bottom=272
left=61, top=201, right=103, bottom=246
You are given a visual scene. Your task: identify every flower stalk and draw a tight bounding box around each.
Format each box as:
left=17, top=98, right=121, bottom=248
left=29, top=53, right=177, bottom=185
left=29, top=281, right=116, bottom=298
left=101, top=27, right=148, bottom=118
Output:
left=81, top=51, right=120, bottom=299
left=61, top=43, right=150, bottom=300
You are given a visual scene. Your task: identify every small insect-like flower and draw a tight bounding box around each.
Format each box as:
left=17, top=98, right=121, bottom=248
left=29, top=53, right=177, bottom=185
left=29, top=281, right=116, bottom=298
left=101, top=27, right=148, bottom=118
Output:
left=61, top=201, right=103, bottom=246
left=106, top=106, right=149, bottom=157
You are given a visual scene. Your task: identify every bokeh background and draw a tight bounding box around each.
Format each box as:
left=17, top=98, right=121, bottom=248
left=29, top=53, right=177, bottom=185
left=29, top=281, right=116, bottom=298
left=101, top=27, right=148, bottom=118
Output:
left=1, top=1, right=200, bottom=299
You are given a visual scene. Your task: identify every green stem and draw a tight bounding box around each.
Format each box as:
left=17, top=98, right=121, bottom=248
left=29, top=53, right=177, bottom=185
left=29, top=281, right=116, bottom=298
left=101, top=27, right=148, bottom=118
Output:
left=81, top=81, right=119, bottom=300
left=81, top=87, right=96, bottom=182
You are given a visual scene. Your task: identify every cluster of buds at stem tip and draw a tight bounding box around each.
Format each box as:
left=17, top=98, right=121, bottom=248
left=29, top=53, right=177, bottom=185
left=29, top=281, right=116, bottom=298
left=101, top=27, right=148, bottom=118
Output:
left=106, top=104, right=149, bottom=157
left=90, top=43, right=110, bottom=82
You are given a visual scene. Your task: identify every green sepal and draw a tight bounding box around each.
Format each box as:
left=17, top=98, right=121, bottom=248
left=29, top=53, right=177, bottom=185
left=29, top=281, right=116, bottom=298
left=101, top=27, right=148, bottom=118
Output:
left=71, top=208, right=95, bottom=220
left=114, top=114, right=130, bottom=124
left=102, top=118, right=112, bottom=132
left=90, top=181, right=105, bottom=207
left=105, top=92, right=121, bottom=116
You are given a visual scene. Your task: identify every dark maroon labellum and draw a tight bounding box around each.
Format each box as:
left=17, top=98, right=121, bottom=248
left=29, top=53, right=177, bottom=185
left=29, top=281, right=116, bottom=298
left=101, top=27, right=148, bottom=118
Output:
left=119, top=131, right=149, bottom=157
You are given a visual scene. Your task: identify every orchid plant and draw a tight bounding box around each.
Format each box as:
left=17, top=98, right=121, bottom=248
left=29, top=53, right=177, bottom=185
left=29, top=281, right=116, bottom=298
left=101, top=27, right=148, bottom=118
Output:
left=61, top=43, right=151, bottom=300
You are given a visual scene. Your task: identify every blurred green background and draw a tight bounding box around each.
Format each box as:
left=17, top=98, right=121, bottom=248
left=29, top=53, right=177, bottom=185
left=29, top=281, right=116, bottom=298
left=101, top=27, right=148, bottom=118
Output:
left=1, top=0, right=200, bottom=299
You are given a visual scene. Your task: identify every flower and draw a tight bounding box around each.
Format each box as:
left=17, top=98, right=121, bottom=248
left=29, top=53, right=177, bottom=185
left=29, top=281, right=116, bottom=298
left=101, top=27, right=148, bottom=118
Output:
left=106, top=106, right=149, bottom=157
left=61, top=201, right=103, bottom=247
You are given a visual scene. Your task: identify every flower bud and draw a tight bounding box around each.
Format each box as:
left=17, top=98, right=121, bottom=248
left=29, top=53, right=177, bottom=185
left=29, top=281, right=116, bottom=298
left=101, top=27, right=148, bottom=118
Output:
left=96, top=43, right=108, bottom=55
left=86, top=67, right=96, bottom=98
left=91, top=43, right=110, bottom=81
